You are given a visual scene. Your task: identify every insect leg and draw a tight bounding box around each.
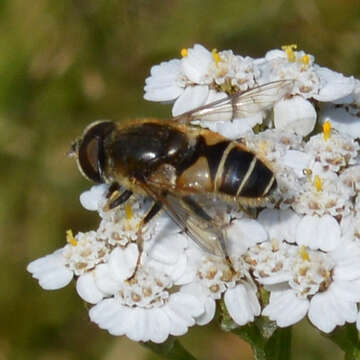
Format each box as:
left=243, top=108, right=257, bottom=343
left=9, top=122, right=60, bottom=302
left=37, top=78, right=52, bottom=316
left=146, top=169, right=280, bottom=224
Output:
left=128, top=201, right=163, bottom=280
left=182, top=197, right=235, bottom=274
left=237, top=203, right=256, bottom=219
left=105, top=189, right=133, bottom=210
left=106, top=182, right=121, bottom=198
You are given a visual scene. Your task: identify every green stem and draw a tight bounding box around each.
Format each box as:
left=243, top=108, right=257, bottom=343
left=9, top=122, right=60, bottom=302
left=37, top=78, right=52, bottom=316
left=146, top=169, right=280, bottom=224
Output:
left=232, top=324, right=292, bottom=360
left=325, top=324, right=360, bottom=360
left=143, top=337, right=198, bottom=360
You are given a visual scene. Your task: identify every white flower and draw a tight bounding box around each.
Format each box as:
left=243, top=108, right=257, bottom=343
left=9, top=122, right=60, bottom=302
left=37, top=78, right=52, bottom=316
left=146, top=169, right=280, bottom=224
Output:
left=262, top=241, right=360, bottom=333
left=63, top=230, right=110, bottom=275
left=181, top=44, right=215, bottom=84
left=144, top=59, right=184, bottom=102
left=262, top=48, right=319, bottom=98
left=224, top=282, right=261, bottom=326
left=295, top=215, right=341, bottom=251
left=214, top=51, right=259, bottom=91
left=320, top=103, right=360, bottom=139
left=244, top=239, right=297, bottom=285
left=258, top=209, right=301, bottom=244
left=80, top=184, right=109, bottom=211
left=27, top=248, right=73, bottom=290
left=314, top=67, right=355, bottom=102
left=180, top=217, right=267, bottom=327
left=172, top=85, right=209, bottom=116
left=305, top=132, right=359, bottom=173
left=273, top=96, right=317, bottom=136
left=89, top=289, right=204, bottom=343
left=264, top=51, right=319, bottom=137
left=29, top=44, right=360, bottom=344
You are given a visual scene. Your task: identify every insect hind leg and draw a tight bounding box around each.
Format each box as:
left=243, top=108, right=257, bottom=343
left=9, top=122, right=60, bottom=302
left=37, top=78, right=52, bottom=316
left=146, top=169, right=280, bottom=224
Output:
left=127, top=201, right=163, bottom=280
left=182, top=196, right=236, bottom=274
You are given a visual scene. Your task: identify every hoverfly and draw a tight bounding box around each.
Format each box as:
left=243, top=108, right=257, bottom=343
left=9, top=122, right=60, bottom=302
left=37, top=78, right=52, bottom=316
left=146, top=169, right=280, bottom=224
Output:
left=70, top=80, right=293, bottom=273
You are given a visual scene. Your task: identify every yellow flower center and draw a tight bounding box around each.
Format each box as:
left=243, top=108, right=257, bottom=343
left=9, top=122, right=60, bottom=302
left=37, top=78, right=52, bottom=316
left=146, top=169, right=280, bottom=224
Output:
left=323, top=121, right=332, bottom=142
left=300, top=54, right=310, bottom=66
left=66, top=229, right=77, bottom=246
left=125, top=203, right=134, bottom=220
left=180, top=48, right=188, bottom=57
left=313, top=175, right=323, bottom=192
left=211, top=48, right=221, bottom=65
left=281, top=44, right=297, bottom=62
left=299, top=245, right=310, bottom=261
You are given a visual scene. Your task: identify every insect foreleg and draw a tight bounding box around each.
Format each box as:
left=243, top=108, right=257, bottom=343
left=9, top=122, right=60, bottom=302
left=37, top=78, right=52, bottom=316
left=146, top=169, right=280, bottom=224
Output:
left=105, top=188, right=133, bottom=210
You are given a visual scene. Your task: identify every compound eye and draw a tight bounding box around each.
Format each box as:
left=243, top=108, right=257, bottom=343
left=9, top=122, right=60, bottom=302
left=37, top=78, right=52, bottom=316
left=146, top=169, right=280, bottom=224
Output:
left=77, top=121, right=115, bottom=183
left=78, top=135, right=103, bottom=182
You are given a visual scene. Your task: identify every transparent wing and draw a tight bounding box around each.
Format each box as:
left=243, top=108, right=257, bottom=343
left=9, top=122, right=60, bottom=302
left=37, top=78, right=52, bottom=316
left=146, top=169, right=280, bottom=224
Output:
left=141, top=182, right=227, bottom=257
left=173, top=79, right=294, bottom=123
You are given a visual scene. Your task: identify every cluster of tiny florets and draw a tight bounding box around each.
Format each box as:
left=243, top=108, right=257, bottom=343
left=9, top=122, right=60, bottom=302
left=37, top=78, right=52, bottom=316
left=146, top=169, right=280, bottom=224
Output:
left=28, top=43, right=360, bottom=341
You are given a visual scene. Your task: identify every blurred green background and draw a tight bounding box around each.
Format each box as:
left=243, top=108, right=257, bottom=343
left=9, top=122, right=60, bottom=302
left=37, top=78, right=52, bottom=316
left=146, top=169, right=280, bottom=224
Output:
left=2, top=0, right=360, bottom=359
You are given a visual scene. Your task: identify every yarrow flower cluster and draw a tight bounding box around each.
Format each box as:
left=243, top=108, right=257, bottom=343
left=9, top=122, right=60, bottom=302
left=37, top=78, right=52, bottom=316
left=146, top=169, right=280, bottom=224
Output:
left=28, top=44, right=360, bottom=343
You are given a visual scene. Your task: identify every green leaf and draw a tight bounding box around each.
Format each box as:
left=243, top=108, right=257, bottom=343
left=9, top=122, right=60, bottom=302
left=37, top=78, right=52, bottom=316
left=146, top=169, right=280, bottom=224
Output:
left=143, top=337, right=198, bottom=360
left=325, top=324, right=360, bottom=360
left=232, top=322, right=292, bottom=360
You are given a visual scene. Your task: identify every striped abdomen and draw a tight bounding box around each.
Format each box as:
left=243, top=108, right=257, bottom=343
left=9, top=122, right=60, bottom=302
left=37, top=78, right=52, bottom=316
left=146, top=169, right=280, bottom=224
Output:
left=213, top=142, right=276, bottom=198
left=176, top=135, right=276, bottom=199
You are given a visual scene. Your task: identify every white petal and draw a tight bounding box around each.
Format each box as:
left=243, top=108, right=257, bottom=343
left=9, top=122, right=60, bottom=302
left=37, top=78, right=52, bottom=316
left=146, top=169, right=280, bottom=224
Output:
left=165, top=254, right=188, bottom=284
left=147, top=253, right=188, bottom=284
left=320, top=104, right=360, bottom=139
left=163, top=307, right=189, bottom=336
left=196, top=297, right=216, bottom=326
left=314, top=67, right=355, bottom=102
left=262, top=289, right=309, bottom=327
left=197, top=90, right=233, bottom=122
left=79, top=184, right=108, bottom=211
left=126, top=308, right=148, bottom=342
left=108, top=244, right=139, bottom=282
left=274, top=96, right=316, bottom=136
left=90, top=298, right=129, bottom=335
left=203, top=114, right=261, bottom=139
left=308, top=291, right=357, bottom=333
left=168, top=292, right=204, bottom=320
left=316, top=215, right=341, bottom=251
left=94, top=263, right=121, bottom=295
left=27, top=249, right=73, bottom=290
left=76, top=272, right=105, bottom=304
left=147, top=308, right=171, bottom=343
left=259, top=272, right=292, bottom=285
left=180, top=282, right=215, bottom=325
left=296, top=215, right=341, bottom=251
left=173, top=264, right=197, bottom=285
left=172, top=85, right=209, bottom=116
left=144, top=86, right=183, bottom=102
left=332, top=242, right=360, bottom=281
left=224, top=284, right=261, bottom=326
left=148, top=232, right=186, bottom=265
left=282, top=150, right=312, bottom=178
left=181, top=44, right=213, bottom=83
left=162, top=292, right=204, bottom=336
left=264, top=49, right=286, bottom=61
left=227, top=218, right=268, bottom=255
left=330, top=281, right=360, bottom=303
left=144, top=59, right=184, bottom=102
left=258, top=209, right=301, bottom=243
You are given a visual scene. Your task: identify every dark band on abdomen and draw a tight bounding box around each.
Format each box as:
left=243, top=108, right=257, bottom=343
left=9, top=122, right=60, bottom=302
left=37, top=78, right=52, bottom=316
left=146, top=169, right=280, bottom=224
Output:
left=202, top=139, right=230, bottom=181
left=219, top=148, right=255, bottom=196
left=238, top=160, right=275, bottom=197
